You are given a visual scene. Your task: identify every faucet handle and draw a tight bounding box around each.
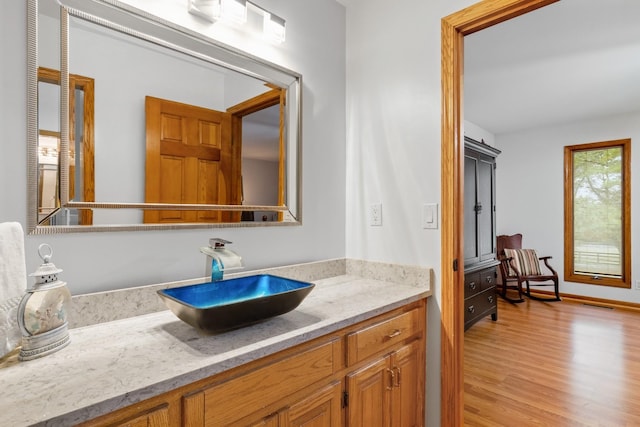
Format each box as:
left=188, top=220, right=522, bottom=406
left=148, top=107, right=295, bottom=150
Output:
left=209, top=238, right=232, bottom=248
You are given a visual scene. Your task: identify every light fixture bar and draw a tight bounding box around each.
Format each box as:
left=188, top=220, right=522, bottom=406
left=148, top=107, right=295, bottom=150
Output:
left=220, top=0, right=247, bottom=24
left=188, top=0, right=285, bottom=43
left=188, top=0, right=220, bottom=23
left=263, top=10, right=285, bottom=43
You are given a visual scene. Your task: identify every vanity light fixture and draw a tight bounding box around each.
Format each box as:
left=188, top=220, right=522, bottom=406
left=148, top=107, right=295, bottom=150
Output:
left=220, top=0, right=247, bottom=24
left=188, top=0, right=285, bottom=43
left=188, top=0, right=246, bottom=24
left=261, top=9, right=286, bottom=43
left=188, top=0, right=219, bottom=22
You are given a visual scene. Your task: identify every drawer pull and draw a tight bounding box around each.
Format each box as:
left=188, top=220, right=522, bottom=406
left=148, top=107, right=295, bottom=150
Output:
left=487, top=295, right=494, bottom=303
left=387, top=368, right=395, bottom=390
left=469, top=281, right=477, bottom=290
left=467, top=305, right=475, bottom=314
left=486, top=276, right=493, bottom=284
left=387, top=329, right=402, bottom=339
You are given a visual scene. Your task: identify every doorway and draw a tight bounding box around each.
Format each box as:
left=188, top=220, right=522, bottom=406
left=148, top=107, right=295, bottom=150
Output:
left=439, top=0, right=559, bottom=425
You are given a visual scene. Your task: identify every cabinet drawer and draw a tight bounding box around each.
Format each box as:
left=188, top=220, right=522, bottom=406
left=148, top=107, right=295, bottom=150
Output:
left=464, top=287, right=496, bottom=324
left=464, top=271, right=481, bottom=298
left=200, top=339, right=339, bottom=426
left=464, top=268, right=496, bottom=298
left=478, top=267, right=496, bottom=291
left=346, top=308, right=422, bottom=366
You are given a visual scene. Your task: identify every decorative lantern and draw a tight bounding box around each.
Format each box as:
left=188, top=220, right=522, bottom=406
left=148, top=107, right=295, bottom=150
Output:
left=17, top=243, right=71, bottom=361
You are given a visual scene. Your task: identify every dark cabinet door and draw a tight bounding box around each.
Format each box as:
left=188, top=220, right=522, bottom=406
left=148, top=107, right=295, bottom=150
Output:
left=477, top=155, right=496, bottom=261
left=463, top=137, right=500, bottom=266
left=464, top=155, right=479, bottom=264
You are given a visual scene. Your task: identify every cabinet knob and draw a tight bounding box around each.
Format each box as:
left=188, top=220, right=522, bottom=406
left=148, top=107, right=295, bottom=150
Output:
left=487, top=295, right=494, bottom=303
left=469, top=281, right=477, bottom=290
left=467, top=305, right=475, bottom=314
left=485, top=276, right=493, bottom=284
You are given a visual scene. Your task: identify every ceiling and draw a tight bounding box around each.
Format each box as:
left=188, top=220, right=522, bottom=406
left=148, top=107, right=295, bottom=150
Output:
left=464, top=0, right=640, bottom=135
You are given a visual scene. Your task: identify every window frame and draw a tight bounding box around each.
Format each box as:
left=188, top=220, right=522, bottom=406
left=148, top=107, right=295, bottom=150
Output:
left=564, top=138, right=631, bottom=288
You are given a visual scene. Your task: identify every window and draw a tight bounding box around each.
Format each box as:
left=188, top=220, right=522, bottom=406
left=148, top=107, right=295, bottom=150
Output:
left=564, top=139, right=631, bottom=288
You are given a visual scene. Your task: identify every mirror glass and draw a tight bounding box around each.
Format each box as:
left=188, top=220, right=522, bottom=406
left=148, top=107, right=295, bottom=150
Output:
left=28, top=0, right=301, bottom=233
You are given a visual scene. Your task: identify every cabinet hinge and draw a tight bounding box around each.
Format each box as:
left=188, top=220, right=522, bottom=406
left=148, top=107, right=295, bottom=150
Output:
left=453, top=259, right=459, bottom=272
left=342, top=391, right=349, bottom=408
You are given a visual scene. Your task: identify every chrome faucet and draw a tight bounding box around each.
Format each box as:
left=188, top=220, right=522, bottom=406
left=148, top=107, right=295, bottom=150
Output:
left=200, top=238, right=243, bottom=281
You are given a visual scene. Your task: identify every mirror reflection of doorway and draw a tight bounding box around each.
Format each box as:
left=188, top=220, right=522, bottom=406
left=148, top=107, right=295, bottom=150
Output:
left=241, top=104, right=281, bottom=222
left=37, top=67, right=95, bottom=226
left=228, top=87, right=285, bottom=222
left=143, top=88, right=284, bottom=224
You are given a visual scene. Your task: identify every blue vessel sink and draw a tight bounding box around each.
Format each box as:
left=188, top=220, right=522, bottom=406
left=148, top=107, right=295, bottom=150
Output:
left=158, top=274, right=315, bottom=333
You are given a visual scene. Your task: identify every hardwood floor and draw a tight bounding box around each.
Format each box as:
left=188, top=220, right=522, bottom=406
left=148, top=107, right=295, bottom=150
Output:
left=464, top=297, right=640, bottom=426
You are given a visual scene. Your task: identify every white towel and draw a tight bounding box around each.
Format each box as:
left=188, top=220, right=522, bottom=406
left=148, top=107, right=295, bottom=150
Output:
left=0, top=222, right=27, bottom=358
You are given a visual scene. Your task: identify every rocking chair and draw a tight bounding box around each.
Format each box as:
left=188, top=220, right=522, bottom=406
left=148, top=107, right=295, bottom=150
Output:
left=497, top=234, right=561, bottom=302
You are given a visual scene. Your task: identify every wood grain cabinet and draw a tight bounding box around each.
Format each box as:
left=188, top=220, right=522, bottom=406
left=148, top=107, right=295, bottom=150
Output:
left=109, top=404, right=170, bottom=427
left=238, top=381, right=342, bottom=427
left=78, top=300, right=426, bottom=427
left=464, top=136, right=500, bottom=331
left=346, top=340, right=423, bottom=427
left=464, top=265, right=498, bottom=331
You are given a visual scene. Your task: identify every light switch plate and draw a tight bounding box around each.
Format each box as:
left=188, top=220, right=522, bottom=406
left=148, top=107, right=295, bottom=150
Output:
left=422, top=203, right=438, bottom=229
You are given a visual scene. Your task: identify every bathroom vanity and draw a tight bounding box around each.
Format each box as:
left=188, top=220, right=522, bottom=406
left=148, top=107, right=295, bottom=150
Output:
left=80, top=299, right=425, bottom=426
left=0, top=260, right=430, bottom=426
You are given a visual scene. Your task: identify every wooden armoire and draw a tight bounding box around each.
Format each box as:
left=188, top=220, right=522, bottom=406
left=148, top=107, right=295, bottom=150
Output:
left=463, top=136, right=501, bottom=331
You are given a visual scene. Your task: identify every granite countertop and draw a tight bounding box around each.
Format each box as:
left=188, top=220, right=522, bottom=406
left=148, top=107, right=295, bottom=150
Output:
left=1, top=272, right=430, bottom=426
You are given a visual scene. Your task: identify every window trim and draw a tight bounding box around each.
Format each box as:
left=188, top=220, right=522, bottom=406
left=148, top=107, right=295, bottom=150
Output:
left=564, top=138, right=631, bottom=288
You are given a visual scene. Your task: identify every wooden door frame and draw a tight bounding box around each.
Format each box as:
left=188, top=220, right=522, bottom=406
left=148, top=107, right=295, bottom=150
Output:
left=227, top=88, right=284, bottom=221
left=38, top=66, right=95, bottom=225
left=439, top=1, right=558, bottom=425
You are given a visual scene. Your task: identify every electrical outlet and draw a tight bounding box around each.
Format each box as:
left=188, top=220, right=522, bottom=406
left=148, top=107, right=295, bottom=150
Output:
left=635, top=280, right=640, bottom=290
left=370, top=203, right=382, bottom=226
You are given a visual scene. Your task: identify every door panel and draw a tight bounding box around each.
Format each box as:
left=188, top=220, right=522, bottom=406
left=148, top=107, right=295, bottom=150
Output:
left=144, top=96, right=234, bottom=223
left=390, top=342, right=423, bottom=427
left=346, top=357, right=390, bottom=427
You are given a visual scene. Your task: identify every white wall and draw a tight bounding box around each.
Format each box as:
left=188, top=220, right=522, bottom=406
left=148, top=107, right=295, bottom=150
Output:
left=343, top=1, right=479, bottom=425
left=496, top=110, right=640, bottom=302
left=464, top=120, right=496, bottom=147
left=242, top=158, right=279, bottom=206
left=1, top=1, right=346, bottom=294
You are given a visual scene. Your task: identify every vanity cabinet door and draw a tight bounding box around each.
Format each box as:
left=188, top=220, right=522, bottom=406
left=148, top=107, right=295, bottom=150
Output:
left=108, top=404, right=169, bottom=427
left=345, top=340, right=424, bottom=427
left=389, top=341, right=424, bottom=427
left=77, top=401, right=176, bottom=427
left=346, top=356, right=390, bottom=427
left=206, top=381, right=342, bottom=427
left=286, top=381, right=343, bottom=427
left=247, top=412, right=282, bottom=427
left=181, top=338, right=338, bottom=426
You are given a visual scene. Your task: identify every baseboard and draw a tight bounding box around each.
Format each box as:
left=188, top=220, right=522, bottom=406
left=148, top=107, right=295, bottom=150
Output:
left=530, top=289, right=640, bottom=313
